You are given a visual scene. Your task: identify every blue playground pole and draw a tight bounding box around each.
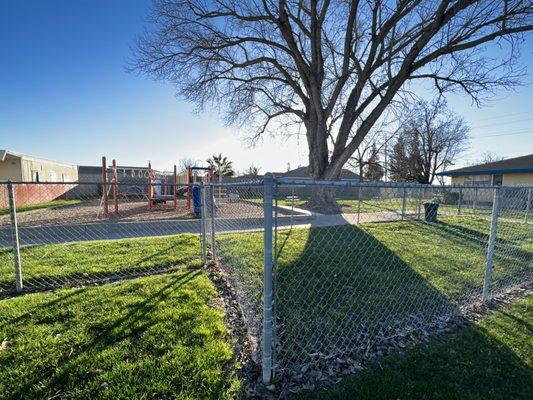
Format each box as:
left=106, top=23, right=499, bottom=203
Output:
left=192, top=185, right=202, bottom=216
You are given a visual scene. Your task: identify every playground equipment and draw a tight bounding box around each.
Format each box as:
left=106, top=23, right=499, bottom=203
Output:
left=98, top=156, right=213, bottom=217
left=186, top=166, right=213, bottom=210
left=146, top=163, right=214, bottom=211
left=147, top=163, right=179, bottom=210
left=99, top=156, right=119, bottom=218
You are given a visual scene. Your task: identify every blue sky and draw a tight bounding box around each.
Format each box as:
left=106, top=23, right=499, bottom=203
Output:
left=1, top=0, right=532, bottom=173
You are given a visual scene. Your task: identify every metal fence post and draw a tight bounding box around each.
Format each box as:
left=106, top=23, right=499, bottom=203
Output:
left=482, top=186, right=501, bottom=303
left=7, top=181, right=23, bottom=292
left=262, top=173, right=274, bottom=385
left=200, top=183, right=207, bottom=265
left=401, top=187, right=407, bottom=220
left=525, top=188, right=531, bottom=224
left=473, top=187, right=478, bottom=215
left=457, top=187, right=463, bottom=215
left=356, top=185, right=362, bottom=224
left=417, top=187, right=422, bottom=220
left=209, top=184, right=217, bottom=261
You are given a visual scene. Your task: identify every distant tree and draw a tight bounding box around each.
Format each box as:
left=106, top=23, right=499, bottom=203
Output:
left=178, top=158, right=197, bottom=172
left=474, top=151, right=505, bottom=165
left=207, top=153, right=235, bottom=183
left=389, top=100, right=469, bottom=184
left=347, top=129, right=390, bottom=180
left=389, top=136, right=411, bottom=182
left=364, top=144, right=385, bottom=181
left=244, top=164, right=261, bottom=176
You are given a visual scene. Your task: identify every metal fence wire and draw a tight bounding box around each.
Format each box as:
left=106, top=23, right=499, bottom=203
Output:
left=0, top=180, right=203, bottom=294
left=1, top=178, right=532, bottom=392
left=202, top=177, right=532, bottom=390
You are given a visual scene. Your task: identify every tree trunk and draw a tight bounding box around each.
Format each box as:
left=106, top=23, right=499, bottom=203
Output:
left=305, top=116, right=342, bottom=214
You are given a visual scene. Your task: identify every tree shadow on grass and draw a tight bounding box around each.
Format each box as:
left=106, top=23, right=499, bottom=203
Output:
left=297, top=319, right=533, bottom=400
left=1, top=269, right=217, bottom=400
left=274, top=224, right=460, bottom=372
left=0, top=240, right=202, bottom=298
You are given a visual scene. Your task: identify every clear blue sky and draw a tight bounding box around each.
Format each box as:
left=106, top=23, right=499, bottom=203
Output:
left=1, top=0, right=532, bottom=173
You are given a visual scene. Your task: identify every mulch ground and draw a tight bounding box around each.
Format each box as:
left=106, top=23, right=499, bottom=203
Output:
left=0, top=197, right=270, bottom=228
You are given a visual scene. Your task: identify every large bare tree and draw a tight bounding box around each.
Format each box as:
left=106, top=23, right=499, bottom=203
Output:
left=132, top=0, right=532, bottom=208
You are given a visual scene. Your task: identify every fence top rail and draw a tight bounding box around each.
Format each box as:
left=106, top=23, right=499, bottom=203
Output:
left=274, top=177, right=533, bottom=190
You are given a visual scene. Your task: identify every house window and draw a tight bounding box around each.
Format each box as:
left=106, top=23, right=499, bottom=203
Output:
left=31, top=170, right=40, bottom=182
left=473, top=175, right=491, bottom=186
left=62, top=173, right=69, bottom=182
left=492, top=174, right=503, bottom=185
left=463, top=175, right=473, bottom=184
left=50, top=170, right=57, bottom=182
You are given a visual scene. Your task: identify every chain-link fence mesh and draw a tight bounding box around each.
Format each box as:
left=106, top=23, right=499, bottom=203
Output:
left=490, top=186, right=533, bottom=297
left=2, top=178, right=532, bottom=389
left=0, top=181, right=204, bottom=295
left=200, top=179, right=532, bottom=388
left=203, top=182, right=268, bottom=350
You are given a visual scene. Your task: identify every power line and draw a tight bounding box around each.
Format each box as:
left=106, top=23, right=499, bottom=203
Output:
left=471, top=117, right=533, bottom=129
left=470, top=130, right=533, bottom=139
left=467, top=110, right=533, bottom=122
left=474, top=127, right=533, bottom=135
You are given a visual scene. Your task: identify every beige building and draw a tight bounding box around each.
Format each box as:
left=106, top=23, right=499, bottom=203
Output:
left=0, top=150, right=78, bottom=182
left=438, top=153, right=533, bottom=186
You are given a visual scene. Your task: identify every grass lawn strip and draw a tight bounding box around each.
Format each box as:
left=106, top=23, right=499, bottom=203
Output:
left=0, top=270, right=241, bottom=400
left=0, top=199, right=82, bottom=216
left=0, top=234, right=202, bottom=290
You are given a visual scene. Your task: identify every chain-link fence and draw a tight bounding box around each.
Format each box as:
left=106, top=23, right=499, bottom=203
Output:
left=2, top=177, right=532, bottom=392
left=202, top=177, right=532, bottom=390
left=0, top=180, right=205, bottom=295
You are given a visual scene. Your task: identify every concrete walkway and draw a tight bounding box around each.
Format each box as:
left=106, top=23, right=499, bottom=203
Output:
left=0, top=211, right=405, bottom=247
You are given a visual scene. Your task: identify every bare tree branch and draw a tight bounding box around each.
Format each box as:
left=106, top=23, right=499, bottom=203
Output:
left=131, top=0, right=533, bottom=197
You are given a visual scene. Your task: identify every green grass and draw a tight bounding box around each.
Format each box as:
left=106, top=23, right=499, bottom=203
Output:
left=276, top=195, right=524, bottom=219
left=0, top=234, right=202, bottom=289
left=276, top=195, right=404, bottom=213
left=0, top=270, right=241, bottom=399
left=297, top=295, right=533, bottom=400
left=0, top=199, right=82, bottom=216
left=0, top=216, right=530, bottom=399
left=277, top=195, right=467, bottom=215
left=217, top=215, right=531, bottom=362
left=219, top=214, right=530, bottom=303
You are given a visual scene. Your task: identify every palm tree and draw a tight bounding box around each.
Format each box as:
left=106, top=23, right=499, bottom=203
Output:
left=207, top=153, right=235, bottom=197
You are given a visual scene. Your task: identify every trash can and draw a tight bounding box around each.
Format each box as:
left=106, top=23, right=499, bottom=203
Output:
left=192, top=185, right=202, bottom=216
left=424, top=202, right=439, bottom=222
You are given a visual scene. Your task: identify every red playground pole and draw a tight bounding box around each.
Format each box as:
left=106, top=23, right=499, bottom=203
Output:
left=112, top=159, right=119, bottom=216
left=147, top=162, right=153, bottom=211
left=102, top=156, right=109, bottom=218
left=173, top=165, right=177, bottom=210
left=187, top=166, right=192, bottom=210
